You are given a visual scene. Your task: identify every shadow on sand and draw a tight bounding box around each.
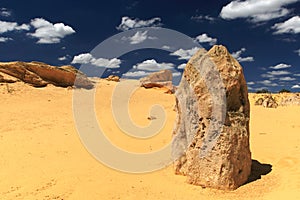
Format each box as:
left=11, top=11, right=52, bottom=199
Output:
left=245, top=159, right=272, bottom=184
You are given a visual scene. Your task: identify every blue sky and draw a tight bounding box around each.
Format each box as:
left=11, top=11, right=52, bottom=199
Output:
left=0, top=0, right=300, bottom=92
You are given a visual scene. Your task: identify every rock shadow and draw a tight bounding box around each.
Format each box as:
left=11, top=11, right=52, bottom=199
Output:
left=245, top=159, right=272, bottom=184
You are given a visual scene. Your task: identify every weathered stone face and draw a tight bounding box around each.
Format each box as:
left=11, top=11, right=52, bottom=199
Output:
left=140, top=69, right=174, bottom=92
left=172, top=45, right=251, bottom=190
left=0, top=61, right=93, bottom=89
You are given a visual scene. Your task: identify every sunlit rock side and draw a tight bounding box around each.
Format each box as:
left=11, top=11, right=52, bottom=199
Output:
left=0, top=61, right=93, bottom=89
left=172, top=45, right=251, bottom=190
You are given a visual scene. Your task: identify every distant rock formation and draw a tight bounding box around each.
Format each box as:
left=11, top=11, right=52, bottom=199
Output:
left=172, top=45, right=251, bottom=190
left=140, top=69, right=174, bottom=92
left=106, top=75, right=120, bottom=82
left=254, top=95, right=278, bottom=108
left=0, top=61, right=93, bottom=89
left=281, top=93, right=300, bottom=106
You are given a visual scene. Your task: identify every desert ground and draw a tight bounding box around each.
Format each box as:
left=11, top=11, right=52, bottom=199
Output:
left=0, top=79, right=299, bottom=200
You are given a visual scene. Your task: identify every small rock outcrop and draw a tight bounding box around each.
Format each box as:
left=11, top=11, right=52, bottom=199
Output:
left=172, top=45, right=251, bottom=190
left=254, top=95, right=278, bottom=108
left=106, top=75, right=120, bottom=82
left=281, top=93, right=300, bottom=106
left=0, top=61, right=93, bottom=89
left=140, top=69, right=174, bottom=92
left=254, top=97, right=264, bottom=106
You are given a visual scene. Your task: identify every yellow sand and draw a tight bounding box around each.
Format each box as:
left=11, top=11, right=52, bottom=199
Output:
left=0, top=79, right=299, bottom=200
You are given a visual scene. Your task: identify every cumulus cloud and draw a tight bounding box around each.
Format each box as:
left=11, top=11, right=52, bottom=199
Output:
left=191, top=15, right=215, bottom=22
left=261, top=70, right=292, bottom=79
left=220, top=0, right=298, bottom=22
left=268, top=70, right=291, bottom=76
left=133, top=59, right=174, bottom=71
left=71, top=53, right=121, bottom=68
left=294, top=74, right=300, bottom=76
left=259, top=80, right=278, bottom=87
left=295, top=49, right=300, bottom=56
left=28, top=18, right=75, bottom=44
left=170, top=47, right=200, bottom=60
left=177, top=63, right=186, bottom=69
left=0, top=20, right=30, bottom=34
left=195, top=33, right=217, bottom=46
left=279, top=76, right=296, bottom=81
left=0, top=8, right=11, bottom=17
left=116, top=16, right=162, bottom=31
left=232, top=48, right=254, bottom=62
left=272, top=16, right=300, bottom=34
left=0, top=37, right=12, bottom=42
left=122, top=71, right=150, bottom=77
left=292, top=84, right=300, bottom=89
left=270, top=63, right=291, bottom=69
left=121, top=30, right=156, bottom=44
left=58, top=56, right=68, bottom=61
left=247, top=81, right=255, bottom=85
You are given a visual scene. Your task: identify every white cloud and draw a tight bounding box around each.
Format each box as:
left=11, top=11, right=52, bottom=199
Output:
left=0, top=20, right=30, bottom=34
left=195, top=33, right=217, bottom=46
left=122, top=71, right=150, bottom=77
left=133, top=59, right=174, bottom=71
left=121, top=31, right=156, bottom=44
left=170, top=47, right=200, bottom=60
left=172, top=72, right=182, bottom=77
left=191, top=15, right=215, bottom=22
left=268, top=70, right=291, bottom=76
left=220, top=0, right=298, bottom=22
left=71, top=53, right=121, bottom=68
left=272, top=16, right=300, bottom=34
left=292, top=84, right=300, bottom=89
left=247, top=81, right=255, bottom=85
left=58, top=56, right=67, bottom=61
left=270, top=63, right=291, bottom=69
left=232, top=48, right=254, bottom=62
left=28, top=18, right=75, bottom=44
left=0, top=8, right=11, bottom=17
left=262, top=70, right=292, bottom=78
left=93, top=58, right=121, bottom=68
left=261, top=74, right=275, bottom=79
left=162, top=45, right=171, bottom=50
left=116, top=16, right=162, bottom=31
left=0, top=37, right=12, bottom=42
left=177, top=63, right=186, bottom=69
left=72, top=53, right=94, bottom=64
left=259, top=80, right=278, bottom=86
left=279, top=76, right=296, bottom=81
left=294, top=74, right=300, bottom=76
left=295, top=49, right=300, bottom=56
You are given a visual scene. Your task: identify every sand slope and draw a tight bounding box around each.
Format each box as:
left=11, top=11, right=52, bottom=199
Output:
left=0, top=80, right=299, bottom=200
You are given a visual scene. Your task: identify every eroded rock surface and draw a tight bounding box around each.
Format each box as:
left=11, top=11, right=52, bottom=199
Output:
left=106, top=75, right=120, bottom=82
left=0, top=61, right=93, bottom=89
left=172, top=45, right=251, bottom=190
left=140, top=69, right=174, bottom=92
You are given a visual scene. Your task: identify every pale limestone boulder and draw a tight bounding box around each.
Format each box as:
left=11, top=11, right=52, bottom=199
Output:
left=172, top=45, right=251, bottom=190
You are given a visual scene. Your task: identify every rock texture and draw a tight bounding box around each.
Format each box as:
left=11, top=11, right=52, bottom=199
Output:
left=0, top=72, right=18, bottom=83
left=281, top=93, right=300, bottom=106
left=0, top=61, right=93, bottom=89
left=140, top=69, right=174, bottom=92
left=106, top=75, right=120, bottom=82
left=254, top=95, right=278, bottom=108
left=172, top=45, right=251, bottom=190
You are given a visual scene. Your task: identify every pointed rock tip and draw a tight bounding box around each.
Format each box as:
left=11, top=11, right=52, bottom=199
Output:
left=208, top=45, right=230, bottom=56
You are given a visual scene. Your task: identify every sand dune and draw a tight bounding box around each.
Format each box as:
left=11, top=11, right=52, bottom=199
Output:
left=0, top=80, right=299, bottom=199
